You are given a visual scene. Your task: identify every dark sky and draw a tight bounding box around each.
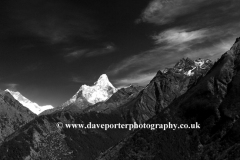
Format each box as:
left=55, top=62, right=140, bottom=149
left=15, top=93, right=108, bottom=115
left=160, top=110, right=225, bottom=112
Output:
left=0, top=0, right=240, bottom=107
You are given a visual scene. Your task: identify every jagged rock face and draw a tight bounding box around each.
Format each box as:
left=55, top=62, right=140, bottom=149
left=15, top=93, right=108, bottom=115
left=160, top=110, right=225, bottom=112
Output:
left=118, top=58, right=213, bottom=124
left=62, top=74, right=117, bottom=109
left=97, top=38, right=240, bottom=160
left=0, top=90, right=36, bottom=144
left=5, top=89, right=53, bottom=115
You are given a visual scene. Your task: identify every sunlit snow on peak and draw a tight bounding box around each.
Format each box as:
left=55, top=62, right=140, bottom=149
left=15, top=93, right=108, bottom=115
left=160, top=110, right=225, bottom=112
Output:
left=62, top=74, right=117, bottom=107
left=5, top=89, right=54, bottom=115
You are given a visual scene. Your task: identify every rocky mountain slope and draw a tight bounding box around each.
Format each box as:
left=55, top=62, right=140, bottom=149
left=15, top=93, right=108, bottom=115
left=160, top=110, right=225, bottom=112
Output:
left=5, top=89, right=53, bottom=115
left=97, top=38, right=240, bottom=160
left=0, top=90, right=36, bottom=144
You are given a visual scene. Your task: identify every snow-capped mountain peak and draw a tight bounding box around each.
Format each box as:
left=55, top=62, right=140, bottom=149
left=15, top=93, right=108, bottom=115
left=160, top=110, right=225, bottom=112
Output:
left=5, top=89, right=54, bottom=115
left=162, top=58, right=213, bottom=76
left=94, top=74, right=115, bottom=87
left=62, top=74, right=117, bottom=108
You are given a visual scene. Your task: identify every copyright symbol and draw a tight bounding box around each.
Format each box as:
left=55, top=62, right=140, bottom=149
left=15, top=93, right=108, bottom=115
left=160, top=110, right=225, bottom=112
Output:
left=56, top=122, right=63, bottom=129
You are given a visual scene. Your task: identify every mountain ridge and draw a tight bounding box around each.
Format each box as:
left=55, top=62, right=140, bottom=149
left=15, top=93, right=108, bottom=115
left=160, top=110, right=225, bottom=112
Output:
left=5, top=89, right=54, bottom=115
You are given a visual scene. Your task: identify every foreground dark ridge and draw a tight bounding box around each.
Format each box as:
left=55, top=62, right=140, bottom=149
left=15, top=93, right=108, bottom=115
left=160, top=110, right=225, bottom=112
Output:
left=97, top=37, right=240, bottom=160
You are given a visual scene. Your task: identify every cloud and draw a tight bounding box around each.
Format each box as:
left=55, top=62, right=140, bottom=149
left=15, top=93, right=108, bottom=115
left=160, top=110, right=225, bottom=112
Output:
left=64, top=43, right=116, bottom=61
left=65, top=49, right=88, bottom=58
left=108, top=21, right=240, bottom=87
left=184, top=39, right=234, bottom=61
left=108, top=28, right=209, bottom=75
left=113, top=0, right=240, bottom=87
left=71, top=76, right=85, bottom=83
left=136, top=0, right=208, bottom=25
left=152, top=28, right=207, bottom=45
left=85, top=44, right=116, bottom=57
left=112, top=73, right=156, bottom=88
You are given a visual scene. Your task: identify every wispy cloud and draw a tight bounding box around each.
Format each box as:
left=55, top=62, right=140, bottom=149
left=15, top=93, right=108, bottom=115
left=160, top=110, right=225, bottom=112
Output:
left=86, top=44, right=116, bottom=57
left=64, top=43, right=116, bottom=61
left=136, top=0, right=208, bottom=25
left=108, top=28, right=209, bottom=75
left=108, top=22, right=240, bottom=86
left=152, top=28, right=207, bottom=45
left=112, top=73, right=156, bottom=88
left=112, top=0, right=240, bottom=87
left=65, top=49, right=88, bottom=58
left=71, top=76, right=85, bottom=83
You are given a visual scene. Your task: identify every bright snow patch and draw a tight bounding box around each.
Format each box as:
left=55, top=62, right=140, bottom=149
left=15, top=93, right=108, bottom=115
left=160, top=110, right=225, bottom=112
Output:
left=5, top=89, right=54, bottom=115
left=184, top=67, right=196, bottom=76
left=194, top=59, right=207, bottom=69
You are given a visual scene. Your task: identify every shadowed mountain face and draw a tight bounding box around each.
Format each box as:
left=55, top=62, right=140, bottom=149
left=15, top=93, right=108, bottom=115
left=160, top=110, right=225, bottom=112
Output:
left=106, top=85, right=144, bottom=104
left=97, top=38, right=240, bottom=160
left=0, top=108, right=129, bottom=160
left=115, top=58, right=213, bottom=124
left=0, top=90, right=36, bottom=144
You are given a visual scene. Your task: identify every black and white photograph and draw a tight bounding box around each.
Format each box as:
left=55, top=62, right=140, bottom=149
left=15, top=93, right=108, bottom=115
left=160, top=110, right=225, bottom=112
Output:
left=0, top=0, right=240, bottom=159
